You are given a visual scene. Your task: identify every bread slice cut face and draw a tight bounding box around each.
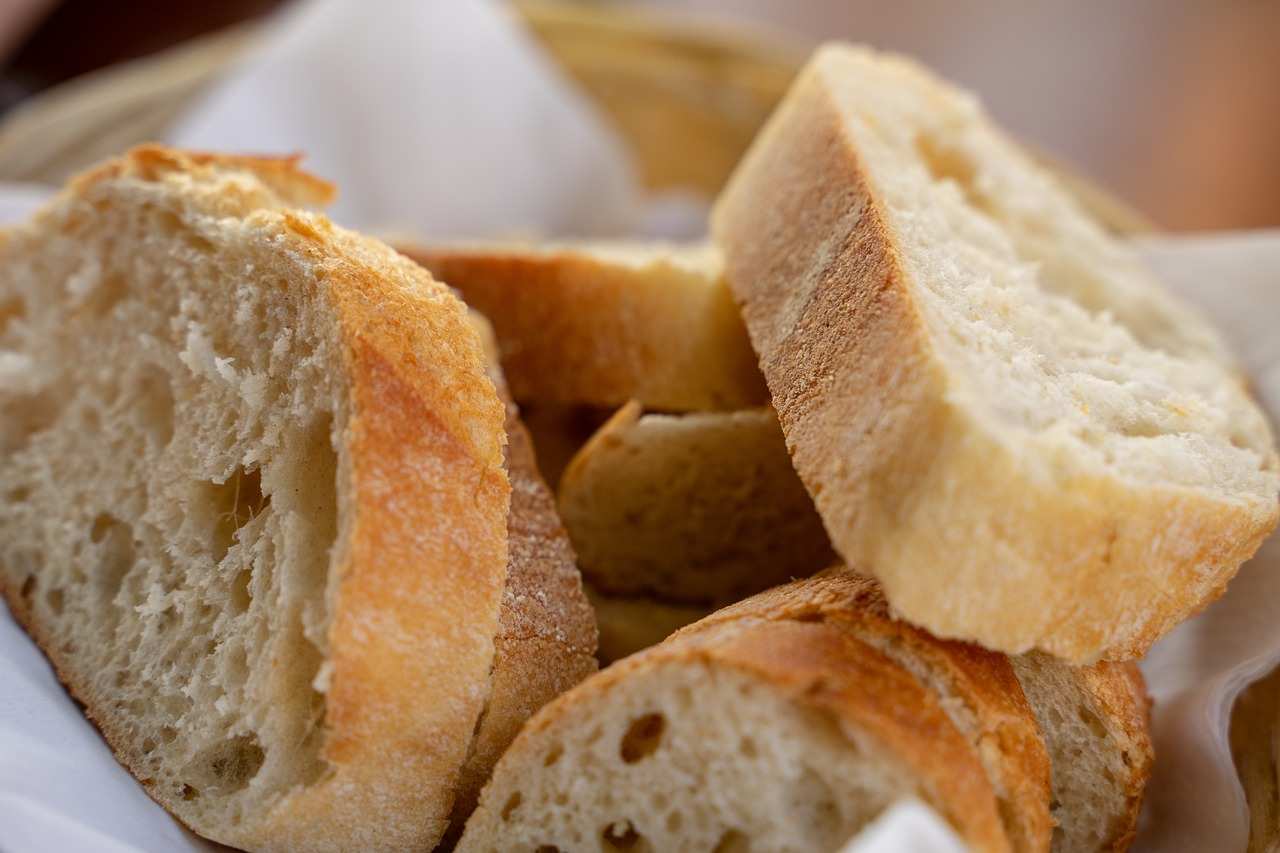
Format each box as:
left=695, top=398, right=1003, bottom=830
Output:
left=712, top=44, right=1280, bottom=662
left=0, top=147, right=511, bottom=851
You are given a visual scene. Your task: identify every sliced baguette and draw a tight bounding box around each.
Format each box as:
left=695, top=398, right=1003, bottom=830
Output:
left=1009, top=654, right=1152, bottom=852
left=459, top=609, right=1013, bottom=852
left=560, top=401, right=834, bottom=604
left=400, top=241, right=768, bottom=411
left=712, top=44, right=1280, bottom=662
left=0, top=147, right=511, bottom=851
left=585, top=583, right=709, bottom=664
left=679, top=573, right=1053, bottom=853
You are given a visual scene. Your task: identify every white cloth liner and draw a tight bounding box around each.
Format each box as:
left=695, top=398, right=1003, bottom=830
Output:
left=1, top=0, right=1278, bottom=849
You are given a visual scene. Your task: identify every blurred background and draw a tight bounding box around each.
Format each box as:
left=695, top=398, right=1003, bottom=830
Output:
left=0, top=0, right=1277, bottom=231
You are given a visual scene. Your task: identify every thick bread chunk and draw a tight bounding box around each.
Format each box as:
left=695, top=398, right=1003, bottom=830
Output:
left=1232, top=663, right=1280, bottom=853
left=560, top=401, right=834, bottom=604
left=459, top=614, right=1013, bottom=852
left=448, top=333, right=599, bottom=832
left=712, top=44, right=1280, bottom=662
left=1009, top=654, right=1152, bottom=852
left=0, top=147, right=511, bottom=851
left=400, top=241, right=768, bottom=411
left=682, top=573, right=1053, bottom=853
left=585, top=583, right=709, bottom=664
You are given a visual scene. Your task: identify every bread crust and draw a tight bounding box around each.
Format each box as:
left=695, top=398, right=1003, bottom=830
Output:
left=711, top=57, right=1278, bottom=663
left=447, top=381, right=598, bottom=832
left=680, top=572, right=1053, bottom=853
left=463, top=613, right=1012, bottom=852
left=400, top=243, right=768, bottom=412
left=2, top=147, right=512, bottom=852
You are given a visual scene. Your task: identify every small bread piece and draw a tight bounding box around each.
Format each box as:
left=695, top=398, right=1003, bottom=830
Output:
left=560, top=401, right=834, bottom=604
left=713, top=44, right=1280, bottom=662
left=585, top=583, right=708, bottom=664
left=0, top=148, right=510, bottom=851
left=1009, top=654, right=1152, bottom=852
left=1229, top=663, right=1280, bottom=853
left=400, top=241, right=768, bottom=411
left=681, top=573, right=1052, bottom=853
left=448, top=335, right=598, bottom=832
left=459, top=614, right=1013, bottom=852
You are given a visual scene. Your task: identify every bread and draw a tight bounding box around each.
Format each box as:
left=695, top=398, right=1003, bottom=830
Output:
left=0, top=147, right=512, bottom=851
left=399, top=241, right=768, bottom=411
left=560, top=401, right=834, bottom=604
left=1009, top=654, right=1152, bottom=852
left=459, top=602, right=1014, bottom=852
left=712, top=43, right=1280, bottom=662
left=585, top=583, right=708, bottom=664
left=449, top=321, right=599, bottom=833
left=1231, top=663, right=1280, bottom=852
left=679, top=573, right=1053, bottom=853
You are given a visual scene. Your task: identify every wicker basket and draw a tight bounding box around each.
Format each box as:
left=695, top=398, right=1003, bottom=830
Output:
left=0, top=0, right=1149, bottom=233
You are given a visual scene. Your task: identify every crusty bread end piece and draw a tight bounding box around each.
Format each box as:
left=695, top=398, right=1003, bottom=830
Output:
left=0, top=147, right=510, bottom=851
left=1231, top=662, right=1280, bottom=853
left=712, top=44, right=1280, bottom=662
left=560, top=402, right=834, bottom=604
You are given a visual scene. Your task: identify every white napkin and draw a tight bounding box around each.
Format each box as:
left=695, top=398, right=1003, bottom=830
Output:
left=1132, top=232, right=1280, bottom=853
left=169, top=0, right=642, bottom=239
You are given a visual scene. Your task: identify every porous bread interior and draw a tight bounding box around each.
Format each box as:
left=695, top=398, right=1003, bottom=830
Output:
left=461, top=658, right=919, bottom=852
left=0, top=166, right=347, bottom=832
left=812, top=45, right=1276, bottom=499
left=1010, top=654, right=1138, bottom=853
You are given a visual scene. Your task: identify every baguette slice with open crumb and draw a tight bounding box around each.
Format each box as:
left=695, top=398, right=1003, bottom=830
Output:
left=1009, top=654, right=1152, bottom=852
left=560, top=401, right=834, bottom=604
left=459, top=609, right=1013, bottom=852
left=0, top=147, right=510, bottom=851
left=400, top=241, right=768, bottom=411
left=712, top=44, right=1280, bottom=662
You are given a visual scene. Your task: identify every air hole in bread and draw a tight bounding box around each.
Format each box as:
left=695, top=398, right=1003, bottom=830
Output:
left=83, top=272, right=128, bottom=318
left=0, top=295, right=25, bottom=336
left=534, top=846, right=561, bottom=853
left=1077, top=706, right=1109, bottom=740
left=230, top=568, right=252, bottom=614
left=134, top=364, right=175, bottom=447
left=620, top=713, right=666, bottom=763
left=712, top=829, right=751, bottom=852
left=181, top=784, right=199, bottom=801
left=88, top=513, right=135, bottom=614
left=6, top=485, right=30, bottom=502
left=913, top=133, right=987, bottom=214
left=543, top=743, right=563, bottom=767
left=45, top=586, right=64, bottom=616
left=665, top=811, right=683, bottom=833
left=2, top=389, right=63, bottom=454
left=601, top=819, right=648, bottom=851
left=182, top=734, right=265, bottom=796
left=207, top=467, right=269, bottom=566
left=500, top=791, right=522, bottom=821
left=789, top=767, right=841, bottom=838
left=17, top=573, right=35, bottom=600
left=739, top=737, right=758, bottom=758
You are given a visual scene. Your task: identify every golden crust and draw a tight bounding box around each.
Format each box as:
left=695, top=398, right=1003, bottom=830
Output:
left=399, top=243, right=768, bottom=412
left=447, top=385, right=598, bottom=833
left=679, top=572, right=1053, bottom=853
left=6, top=147, right=511, bottom=852
left=466, top=607, right=1013, bottom=852
left=711, top=57, right=1278, bottom=663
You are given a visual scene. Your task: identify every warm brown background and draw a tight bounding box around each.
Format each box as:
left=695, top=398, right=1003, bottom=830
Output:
left=2, top=0, right=1277, bottom=231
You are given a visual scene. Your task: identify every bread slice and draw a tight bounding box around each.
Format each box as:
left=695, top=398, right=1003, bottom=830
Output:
left=0, top=147, right=512, bottom=851
left=448, top=325, right=599, bottom=832
left=1230, top=663, right=1280, bottom=853
left=560, top=401, right=834, bottom=604
left=585, top=583, right=709, bottom=664
left=399, top=241, right=768, bottom=411
left=459, top=611, right=1014, bottom=852
left=679, top=573, right=1053, bottom=853
left=712, top=44, right=1280, bottom=662
left=1008, top=654, right=1152, bottom=852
